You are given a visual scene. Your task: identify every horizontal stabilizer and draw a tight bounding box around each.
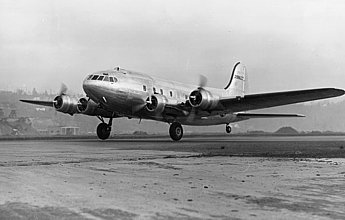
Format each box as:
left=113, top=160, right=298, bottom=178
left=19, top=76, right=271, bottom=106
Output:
left=20, top=100, right=54, bottom=107
left=236, top=113, right=305, bottom=118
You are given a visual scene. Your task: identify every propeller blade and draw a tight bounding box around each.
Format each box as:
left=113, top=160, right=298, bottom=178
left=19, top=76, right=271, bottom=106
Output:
left=132, top=103, right=146, bottom=113
left=146, top=95, right=152, bottom=104
left=186, top=107, right=196, bottom=123
left=199, top=74, right=208, bottom=88
left=59, top=83, right=68, bottom=96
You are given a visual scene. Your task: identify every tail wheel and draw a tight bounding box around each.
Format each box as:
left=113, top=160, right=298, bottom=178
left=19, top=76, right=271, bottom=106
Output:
left=169, top=122, right=183, bottom=141
left=97, top=123, right=111, bottom=140
left=226, top=125, right=232, bottom=134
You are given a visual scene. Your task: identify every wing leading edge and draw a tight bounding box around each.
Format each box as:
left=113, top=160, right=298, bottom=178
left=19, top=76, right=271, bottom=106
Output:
left=20, top=100, right=54, bottom=107
left=220, top=88, right=345, bottom=113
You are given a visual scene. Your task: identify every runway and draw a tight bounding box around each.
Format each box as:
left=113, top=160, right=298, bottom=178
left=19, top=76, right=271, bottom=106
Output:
left=1, top=135, right=345, bottom=219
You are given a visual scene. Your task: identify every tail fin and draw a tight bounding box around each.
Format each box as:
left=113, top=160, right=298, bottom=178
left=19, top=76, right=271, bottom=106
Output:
left=224, top=62, right=248, bottom=97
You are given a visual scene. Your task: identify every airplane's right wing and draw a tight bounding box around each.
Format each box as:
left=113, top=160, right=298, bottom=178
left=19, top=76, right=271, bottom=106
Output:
left=235, top=113, right=305, bottom=118
left=219, top=88, right=344, bottom=113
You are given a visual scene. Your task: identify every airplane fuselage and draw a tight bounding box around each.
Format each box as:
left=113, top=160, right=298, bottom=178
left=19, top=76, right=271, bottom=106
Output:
left=83, top=67, right=240, bottom=126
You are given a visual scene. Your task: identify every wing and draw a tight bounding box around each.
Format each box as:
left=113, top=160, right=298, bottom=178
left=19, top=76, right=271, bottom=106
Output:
left=20, top=100, right=54, bottom=107
left=235, top=113, right=305, bottom=118
left=220, top=88, right=344, bottom=113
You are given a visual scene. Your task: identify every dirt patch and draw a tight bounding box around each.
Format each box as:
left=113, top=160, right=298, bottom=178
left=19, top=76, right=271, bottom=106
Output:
left=134, top=161, right=182, bottom=170
left=126, top=141, right=345, bottom=158
left=0, top=202, right=139, bottom=220
left=0, top=202, right=85, bottom=220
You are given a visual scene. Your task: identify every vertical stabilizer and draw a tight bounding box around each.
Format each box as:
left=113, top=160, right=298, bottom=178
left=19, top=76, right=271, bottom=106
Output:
left=224, top=62, right=247, bottom=97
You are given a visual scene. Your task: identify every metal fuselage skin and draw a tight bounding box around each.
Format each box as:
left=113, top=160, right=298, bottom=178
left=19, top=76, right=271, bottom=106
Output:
left=83, top=68, right=242, bottom=126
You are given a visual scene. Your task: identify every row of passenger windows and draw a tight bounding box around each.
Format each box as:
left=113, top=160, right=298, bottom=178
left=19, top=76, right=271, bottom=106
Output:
left=143, top=85, right=188, bottom=99
left=86, top=74, right=188, bottom=99
left=86, top=75, right=118, bottom=83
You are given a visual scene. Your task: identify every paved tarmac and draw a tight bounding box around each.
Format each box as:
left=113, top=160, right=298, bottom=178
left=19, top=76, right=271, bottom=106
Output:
left=1, top=135, right=345, bottom=219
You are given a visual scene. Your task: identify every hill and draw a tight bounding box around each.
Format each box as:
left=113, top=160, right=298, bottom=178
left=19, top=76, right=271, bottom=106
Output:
left=275, top=126, right=299, bottom=134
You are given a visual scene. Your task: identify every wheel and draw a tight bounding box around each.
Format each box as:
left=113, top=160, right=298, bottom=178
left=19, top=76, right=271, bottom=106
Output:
left=97, top=123, right=111, bottom=140
left=169, top=122, right=183, bottom=141
left=226, top=125, right=232, bottom=134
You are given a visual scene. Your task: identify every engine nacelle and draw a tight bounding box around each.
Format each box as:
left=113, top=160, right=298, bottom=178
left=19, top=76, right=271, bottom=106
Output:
left=77, top=98, right=114, bottom=118
left=145, top=94, right=167, bottom=115
left=189, top=88, right=219, bottom=110
left=53, top=95, right=79, bottom=115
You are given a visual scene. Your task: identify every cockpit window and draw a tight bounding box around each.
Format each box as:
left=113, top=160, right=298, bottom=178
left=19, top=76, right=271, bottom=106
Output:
left=103, top=76, right=109, bottom=82
left=98, top=76, right=104, bottom=81
left=91, top=75, right=99, bottom=80
left=87, top=75, right=93, bottom=80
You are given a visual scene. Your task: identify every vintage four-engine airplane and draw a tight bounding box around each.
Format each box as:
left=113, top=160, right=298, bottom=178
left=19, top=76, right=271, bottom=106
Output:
left=21, top=62, right=344, bottom=141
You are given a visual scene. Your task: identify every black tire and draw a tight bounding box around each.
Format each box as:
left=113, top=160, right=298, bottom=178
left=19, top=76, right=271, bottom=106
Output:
left=169, top=122, right=183, bottom=141
left=97, top=123, right=111, bottom=140
left=226, top=125, right=232, bottom=134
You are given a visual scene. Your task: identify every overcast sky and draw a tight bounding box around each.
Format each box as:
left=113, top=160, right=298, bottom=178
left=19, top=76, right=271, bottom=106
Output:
left=1, top=0, right=345, bottom=96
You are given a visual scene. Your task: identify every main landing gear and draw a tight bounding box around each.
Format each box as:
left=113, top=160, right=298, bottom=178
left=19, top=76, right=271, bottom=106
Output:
left=226, top=124, right=232, bottom=134
left=168, top=123, right=231, bottom=141
left=97, top=116, right=113, bottom=140
left=169, top=122, right=183, bottom=141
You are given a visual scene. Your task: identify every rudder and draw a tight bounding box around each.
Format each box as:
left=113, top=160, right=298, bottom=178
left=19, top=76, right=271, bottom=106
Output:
left=224, top=62, right=247, bottom=97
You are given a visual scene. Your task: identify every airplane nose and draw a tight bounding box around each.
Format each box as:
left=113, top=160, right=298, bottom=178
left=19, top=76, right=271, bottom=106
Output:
left=82, top=73, right=128, bottom=105
left=82, top=77, right=93, bottom=94
left=82, top=76, right=101, bottom=101
left=82, top=74, right=116, bottom=104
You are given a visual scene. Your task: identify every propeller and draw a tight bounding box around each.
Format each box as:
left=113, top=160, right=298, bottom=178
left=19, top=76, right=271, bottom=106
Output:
left=187, top=75, right=208, bottom=122
left=53, top=83, right=68, bottom=116
left=54, top=83, right=68, bottom=108
left=190, top=74, right=207, bottom=101
left=132, top=90, right=153, bottom=113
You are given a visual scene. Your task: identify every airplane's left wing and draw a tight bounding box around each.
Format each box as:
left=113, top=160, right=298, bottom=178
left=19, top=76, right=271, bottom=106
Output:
left=20, top=100, right=54, bottom=107
left=20, top=96, right=115, bottom=118
left=219, top=88, right=344, bottom=113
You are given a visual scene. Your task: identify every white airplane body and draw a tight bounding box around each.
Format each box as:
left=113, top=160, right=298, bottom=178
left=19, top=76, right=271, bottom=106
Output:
left=21, top=62, right=345, bottom=141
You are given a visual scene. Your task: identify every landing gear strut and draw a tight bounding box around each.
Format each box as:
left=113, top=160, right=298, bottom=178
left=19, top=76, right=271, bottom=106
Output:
left=226, top=124, right=232, bottom=134
left=169, top=122, right=183, bottom=141
left=96, top=116, right=113, bottom=140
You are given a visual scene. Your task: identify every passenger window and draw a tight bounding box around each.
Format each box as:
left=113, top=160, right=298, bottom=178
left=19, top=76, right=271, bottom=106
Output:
left=91, top=75, right=99, bottom=80
left=109, top=77, right=118, bottom=83
left=87, top=75, right=93, bottom=80
left=170, top=91, right=173, bottom=97
left=143, top=85, right=147, bottom=91
left=153, top=87, right=156, bottom=94
left=103, top=76, right=109, bottom=82
left=98, top=76, right=104, bottom=81
left=160, top=89, right=163, bottom=95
